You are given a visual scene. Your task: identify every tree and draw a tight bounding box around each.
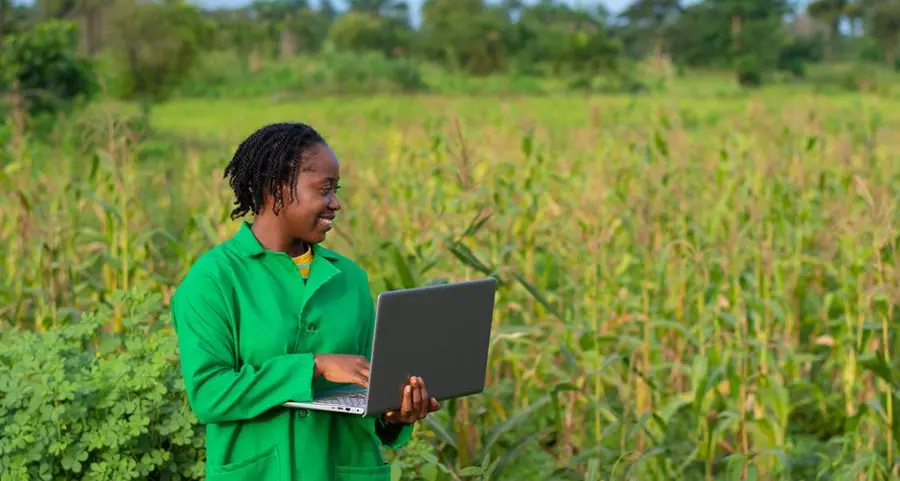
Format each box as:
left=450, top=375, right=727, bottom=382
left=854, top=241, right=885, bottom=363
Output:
left=250, top=0, right=313, bottom=59
left=105, top=0, right=206, bottom=114
left=859, top=0, right=900, bottom=66
left=204, top=8, right=272, bottom=71
left=348, top=0, right=410, bottom=25
left=328, top=11, right=398, bottom=56
left=620, top=0, right=682, bottom=58
left=0, top=0, right=34, bottom=40
left=514, top=1, right=621, bottom=76
left=806, top=0, right=847, bottom=60
left=420, top=0, right=514, bottom=75
left=0, top=19, right=97, bottom=118
left=0, top=0, right=11, bottom=39
left=666, top=0, right=792, bottom=86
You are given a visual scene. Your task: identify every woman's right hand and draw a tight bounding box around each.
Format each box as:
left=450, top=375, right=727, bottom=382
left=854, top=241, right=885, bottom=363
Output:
left=313, top=354, right=370, bottom=388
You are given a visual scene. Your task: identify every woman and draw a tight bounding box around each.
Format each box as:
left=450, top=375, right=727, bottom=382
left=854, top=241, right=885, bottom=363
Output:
left=171, top=122, right=440, bottom=481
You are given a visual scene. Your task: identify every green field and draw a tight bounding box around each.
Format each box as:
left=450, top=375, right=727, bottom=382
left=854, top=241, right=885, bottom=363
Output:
left=3, top=91, right=900, bottom=480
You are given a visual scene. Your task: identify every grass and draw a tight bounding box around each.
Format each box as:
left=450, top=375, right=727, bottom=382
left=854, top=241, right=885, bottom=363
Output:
left=3, top=89, right=900, bottom=480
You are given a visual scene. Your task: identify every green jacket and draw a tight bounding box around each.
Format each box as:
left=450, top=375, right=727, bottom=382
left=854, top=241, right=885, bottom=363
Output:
left=171, top=221, right=413, bottom=481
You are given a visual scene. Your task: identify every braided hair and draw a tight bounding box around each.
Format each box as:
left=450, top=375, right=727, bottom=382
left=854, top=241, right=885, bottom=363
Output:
left=223, top=122, right=326, bottom=220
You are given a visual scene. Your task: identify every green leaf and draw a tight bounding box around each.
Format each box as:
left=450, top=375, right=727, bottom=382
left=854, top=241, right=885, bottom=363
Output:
left=482, top=395, right=551, bottom=455
left=459, top=465, right=483, bottom=477
left=510, top=271, right=562, bottom=320
left=859, top=352, right=895, bottom=388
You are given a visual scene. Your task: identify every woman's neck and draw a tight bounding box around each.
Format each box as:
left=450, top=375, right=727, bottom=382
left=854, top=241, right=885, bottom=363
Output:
left=250, top=217, right=308, bottom=257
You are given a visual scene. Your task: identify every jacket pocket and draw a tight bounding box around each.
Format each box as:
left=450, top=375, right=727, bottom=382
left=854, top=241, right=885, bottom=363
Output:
left=207, top=445, right=281, bottom=481
left=334, top=463, right=392, bottom=481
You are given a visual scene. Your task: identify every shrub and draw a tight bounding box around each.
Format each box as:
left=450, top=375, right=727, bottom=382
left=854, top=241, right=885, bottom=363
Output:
left=174, top=51, right=426, bottom=99
left=0, top=287, right=205, bottom=481
left=175, top=51, right=307, bottom=99
left=802, top=62, right=896, bottom=95
left=0, top=20, right=98, bottom=119
left=0, top=285, right=452, bottom=480
left=310, top=51, right=427, bottom=95
left=103, top=0, right=207, bottom=112
left=734, top=54, right=763, bottom=88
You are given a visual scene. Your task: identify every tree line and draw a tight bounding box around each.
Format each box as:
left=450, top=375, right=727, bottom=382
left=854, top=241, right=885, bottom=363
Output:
left=0, top=0, right=898, bottom=119
left=4, top=0, right=898, bottom=73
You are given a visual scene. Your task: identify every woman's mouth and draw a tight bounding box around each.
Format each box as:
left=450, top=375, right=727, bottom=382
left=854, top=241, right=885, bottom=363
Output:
left=318, top=216, right=334, bottom=230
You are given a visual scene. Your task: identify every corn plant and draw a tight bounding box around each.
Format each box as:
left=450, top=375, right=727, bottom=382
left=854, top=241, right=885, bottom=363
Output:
left=3, top=93, right=900, bottom=480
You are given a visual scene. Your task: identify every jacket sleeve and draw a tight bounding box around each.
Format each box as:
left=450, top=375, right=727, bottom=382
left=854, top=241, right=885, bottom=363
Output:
left=171, top=272, right=316, bottom=424
left=360, top=274, right=414, bottom=449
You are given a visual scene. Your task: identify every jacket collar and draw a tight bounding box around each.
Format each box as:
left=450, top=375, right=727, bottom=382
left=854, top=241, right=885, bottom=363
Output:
left=231, top=220, right=340, bottom=261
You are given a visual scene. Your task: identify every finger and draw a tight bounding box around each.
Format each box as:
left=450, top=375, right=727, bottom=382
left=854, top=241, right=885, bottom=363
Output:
left=418, top=377, right=428, bottom=419
left=420, top=387, right=428, bottom=419
left=429, top=397, right=441, bottom=412
left=412, top=380, right=422, bottom=418
left=401, top=385, right=412, bottom=418
left=355, top=366, right=369, bottom=387
left=357, top=358, right=371, bottom=372
left=406, top=376, right=417, bottom=420
left=410, top=377, right=424, bottom=419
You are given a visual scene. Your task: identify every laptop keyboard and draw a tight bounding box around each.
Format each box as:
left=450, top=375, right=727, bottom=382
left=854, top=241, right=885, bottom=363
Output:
left=314, top=389, right=368, bottom=408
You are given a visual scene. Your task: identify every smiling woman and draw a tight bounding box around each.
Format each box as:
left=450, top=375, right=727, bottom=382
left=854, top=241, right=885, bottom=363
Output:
left=170, top=122, right=440, bottom=481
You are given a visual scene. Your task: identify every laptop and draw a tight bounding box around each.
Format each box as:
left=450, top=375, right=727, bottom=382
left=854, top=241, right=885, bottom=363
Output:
left=282, top=277, right=497, bottom=416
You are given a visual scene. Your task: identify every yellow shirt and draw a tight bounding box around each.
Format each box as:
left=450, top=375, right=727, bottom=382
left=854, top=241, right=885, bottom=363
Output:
left=293, top=247, right=313, bottom=280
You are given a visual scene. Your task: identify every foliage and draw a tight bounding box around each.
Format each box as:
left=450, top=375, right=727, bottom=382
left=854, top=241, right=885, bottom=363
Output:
left=862, top=0, right=900, bottom=66
left=177, top=50, right=426, bottom=98
left=5, top=92, right=900, bottom=479
left=418, top=0, right=516, bottom=76
left=8, top=1, right=900, bottom=480
left=0, top=287, right=205, bottom=480
left=328, top=11, right=411, bottom=57
left=0, top=19, right=97, bottom=118
left=249, top=0, right=330, bottom=58
left=801, top=62, right=896, bottom=94
left=0, top=0, right=33, bottom=37
left=10, top=0, right=900, bottom=96
left=103, top=0, right=207, bottom=111
left=309, top=50, right=426, bottom=94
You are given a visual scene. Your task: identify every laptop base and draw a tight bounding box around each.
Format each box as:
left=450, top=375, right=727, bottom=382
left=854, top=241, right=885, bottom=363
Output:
left=283, top=386, right=368, bottom=415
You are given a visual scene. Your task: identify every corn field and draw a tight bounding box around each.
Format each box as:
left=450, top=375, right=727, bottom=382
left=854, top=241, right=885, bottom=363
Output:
left=2, top=92, right=900, bottom=480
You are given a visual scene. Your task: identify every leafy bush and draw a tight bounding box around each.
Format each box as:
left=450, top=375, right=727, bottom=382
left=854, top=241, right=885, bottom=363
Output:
left=0, top=285, right=458, bottom=481
left=0, top=20, right=98, bottom=118
left=176, top=51, right=308, bottom=99
left=802, top=62, right=896, bottom=95
left=734, top=54, right=763, bottom=87
left=103, top=0, right=207, bottom=112
left=0, top=287, right=205, bottom=481
left=327, top=11, right=408, bottom=58
left=175, top=51, right=426, bottom=98
left=307, top=51, right=427, bottom=95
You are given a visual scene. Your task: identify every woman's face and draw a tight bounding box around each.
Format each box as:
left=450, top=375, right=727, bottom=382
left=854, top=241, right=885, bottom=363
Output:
left=279, top=142, right=342, bottom=245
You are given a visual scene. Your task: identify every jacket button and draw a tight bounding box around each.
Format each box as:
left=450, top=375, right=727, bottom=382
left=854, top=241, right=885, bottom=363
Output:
left=307, top=322, right=318, bottom=332
left=298, top=409, right=308, bottom=418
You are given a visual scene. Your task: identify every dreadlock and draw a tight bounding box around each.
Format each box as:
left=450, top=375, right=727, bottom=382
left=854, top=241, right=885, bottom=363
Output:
left=223, top=122, right=326, bottom=220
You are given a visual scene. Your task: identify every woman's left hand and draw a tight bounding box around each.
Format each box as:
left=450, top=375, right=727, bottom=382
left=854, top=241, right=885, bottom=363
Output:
left=383, top=376, right=440, bottom=424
